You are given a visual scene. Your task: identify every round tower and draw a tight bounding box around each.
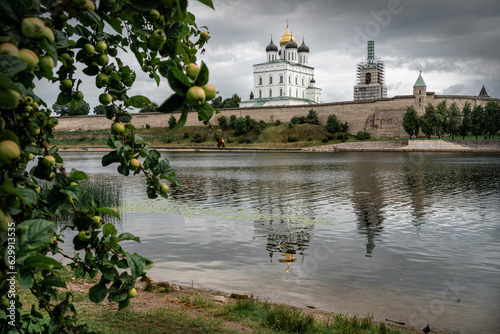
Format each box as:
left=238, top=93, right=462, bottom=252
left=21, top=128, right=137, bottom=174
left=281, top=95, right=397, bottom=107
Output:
left=266, top=37, right=278, bottom=62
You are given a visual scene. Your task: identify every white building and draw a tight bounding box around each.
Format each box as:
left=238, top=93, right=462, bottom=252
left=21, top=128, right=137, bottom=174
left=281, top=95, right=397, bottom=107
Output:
left=240, top=25, right=322, bottom=108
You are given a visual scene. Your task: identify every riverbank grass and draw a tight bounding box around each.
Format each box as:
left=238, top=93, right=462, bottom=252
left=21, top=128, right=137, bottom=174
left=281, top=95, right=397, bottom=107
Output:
left=16, top=267, right=415, bottom=334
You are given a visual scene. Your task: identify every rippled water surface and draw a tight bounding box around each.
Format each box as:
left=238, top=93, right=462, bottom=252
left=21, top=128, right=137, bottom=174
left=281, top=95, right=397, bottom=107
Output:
left=60, top=151, right=500, bottom=333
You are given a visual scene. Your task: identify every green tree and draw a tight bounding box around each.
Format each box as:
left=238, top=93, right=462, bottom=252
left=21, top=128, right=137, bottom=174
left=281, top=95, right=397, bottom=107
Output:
left=435, top=100, right=447, bottom=139
left=168, top=115, right=177, bottom=130
left=218, top=115, right=228, bottom=129
left=229, top=114, right=237, bottom=129
left=0, top=0, right=216, bottom=332
left=470, top=105, right=486, bottom=139
left=421, top=103, right=438, bottom=139
left=340, top=121, right=349, bottom=140
left=93, top=104, right=106, bottom=115
left=484, top=101, right=500, bottom=139
left=53, top=101, right=90, bottom=116
left=402, top=106, right=420, bottom=139
left=139, top=102, right=159, bottom=113
left=211, top=96, right=223, bottom=109
left=234, top=116, right=248, bottom=135
left=459, top=102, right=471, bottom=139
left=326, top=114, right=340, bottom=133
left=222, top=94, right=241, bottom=108
left=306, top=109, right=319, bottom=125
left=447, top=103, right=461, bottom=140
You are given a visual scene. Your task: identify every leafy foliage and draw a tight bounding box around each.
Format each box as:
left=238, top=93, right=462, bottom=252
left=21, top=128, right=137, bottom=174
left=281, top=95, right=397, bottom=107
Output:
left=326, top=114, right=340, bottom=134
left=53, top=101, right=91, bottom=116
left=0, top=0, right=216, bottom=332
left=168, top=115, right=177, bottom=130
left=402, top=106, right=419, bottom=139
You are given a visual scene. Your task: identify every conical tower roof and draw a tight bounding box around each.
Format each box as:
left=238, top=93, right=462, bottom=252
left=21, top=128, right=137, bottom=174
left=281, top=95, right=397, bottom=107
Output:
left=478, top=85, right=489, bottom=97
left=413, top=72, right=426, bottom=87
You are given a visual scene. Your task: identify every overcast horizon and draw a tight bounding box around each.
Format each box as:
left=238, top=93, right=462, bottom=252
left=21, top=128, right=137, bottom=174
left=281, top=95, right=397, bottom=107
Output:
left=36, top=0, right=500, bottom=112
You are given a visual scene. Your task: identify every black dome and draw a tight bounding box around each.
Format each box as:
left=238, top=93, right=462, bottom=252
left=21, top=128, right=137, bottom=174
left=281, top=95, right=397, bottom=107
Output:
left=285, top=36, right=297, bottom=49
left=298, top=41, right=309, bottom=53
left=266, top=39, right=278, bottom=52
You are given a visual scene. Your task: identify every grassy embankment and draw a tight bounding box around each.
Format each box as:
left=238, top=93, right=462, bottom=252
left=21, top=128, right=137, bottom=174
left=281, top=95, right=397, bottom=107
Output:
left=17, top=267, right=416, bottom=334
left=53, top=122, right=498, bottom=150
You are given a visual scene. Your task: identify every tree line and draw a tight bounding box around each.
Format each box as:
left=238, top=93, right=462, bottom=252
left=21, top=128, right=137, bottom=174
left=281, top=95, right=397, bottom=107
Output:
left=402, top=101, right=500, bottom=140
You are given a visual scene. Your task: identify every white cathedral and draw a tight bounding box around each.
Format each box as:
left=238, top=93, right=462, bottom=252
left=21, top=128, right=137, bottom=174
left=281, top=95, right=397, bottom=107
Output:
left=240, top=25, right=322, bottom=108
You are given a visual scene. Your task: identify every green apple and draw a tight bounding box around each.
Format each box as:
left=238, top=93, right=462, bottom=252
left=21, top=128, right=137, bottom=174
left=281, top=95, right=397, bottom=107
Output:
left=111, top=122, right=124, bottom=135
left=24, top=96, right=34, bottom=106
left=0, top=89, right=21, bottom=108
left=149, top=29, right=166, bottom=50
left=127, top=288, right=137, bottom=298
left=92, top=216, right=102, bottom=228
left=21, top=17, right=45, bottom=38
left=32, top=102, right=39, bottom=109
left=95, top=41, right=107, bottom=53
left=42, top=155, right=56, bottom=167
left=96, top=54, right=109, bottom=66
left=150, top=9, right=160, bottom=20
left=42, top=27, right=55, bottom=43
left=159, top=184, right=169, bottom=194
left=48, top=171, right=55, bottom=180
left=75, top=91, right=84, bottom=100
left=19, top=48, right=39, bottom=72
left=99, top=93, right=113, bottom=105
left=202, top=84, right=216, bottom=101
left=103, top=0, right=116, bottom=7
left=200, top=31, right=210, bottom=41
left=78, top=230, right=92, bottom=241
left=0, top=210, right=12, bottom=233
left=0, top=43, right=20, bottom=57
left=27, top=153, right=34, bottom=160
left=85, top=0, right=95, bottom=10
left=83, top=43, right=95, bottom=56
left=39, top=55, right=55, bottom=69
left=108, top=48, right=118, bottom=57
left=60, top=78, right=73, bottom=91
left=186, top=63, right=200, bottom=79
left=70, top=182, right=78, bottom=186
left=96, top=73, right=110, bottom=87
left=129, top=158, right=140, bottom=171
left=72, top=0, right=87, bottom=8
left=0, top=140, right=21, bottom=163
left=29, top=125, right=40, bottom=136
left=186, top=86, right=206, bottom=105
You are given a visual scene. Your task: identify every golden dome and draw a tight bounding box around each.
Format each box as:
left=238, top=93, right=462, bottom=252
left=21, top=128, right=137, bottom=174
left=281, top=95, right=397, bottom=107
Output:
left=279, top=25, right=296, bottom=46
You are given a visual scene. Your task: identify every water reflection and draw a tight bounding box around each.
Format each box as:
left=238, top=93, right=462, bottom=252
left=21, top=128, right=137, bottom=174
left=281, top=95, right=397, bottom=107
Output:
left=56, top=151, right=500, bottom=333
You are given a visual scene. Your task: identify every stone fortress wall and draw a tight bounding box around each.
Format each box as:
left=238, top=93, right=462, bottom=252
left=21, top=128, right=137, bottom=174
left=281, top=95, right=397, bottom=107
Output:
left=54, top=93, right=497, bottom=138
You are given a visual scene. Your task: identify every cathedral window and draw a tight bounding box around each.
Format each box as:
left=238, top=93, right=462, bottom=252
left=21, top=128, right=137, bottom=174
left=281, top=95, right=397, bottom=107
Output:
left=302, top=77, right=304, bottom=86
left=295, top=76, right=298, bottom=85
left=288, top=76, right=291, bottom=84
left=269, top=76, right=273, bottom=84
left=269, top=89, right=272, bottom=97
left=280, top=89, right=283, bottom=96
left=259, top=90, right=262, bottom=98
left=280, top=75, right=283, bottom=83
left=259, top=77, right=262, bottom=85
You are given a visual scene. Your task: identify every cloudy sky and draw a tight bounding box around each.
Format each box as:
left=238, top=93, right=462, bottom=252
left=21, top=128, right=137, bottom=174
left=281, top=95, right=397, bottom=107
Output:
left=37, top=0, right=500, bottom=111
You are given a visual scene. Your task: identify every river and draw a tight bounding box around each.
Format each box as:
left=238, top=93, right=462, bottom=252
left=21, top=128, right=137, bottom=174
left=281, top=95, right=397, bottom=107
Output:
left=58, top=151, right=500, bottom=334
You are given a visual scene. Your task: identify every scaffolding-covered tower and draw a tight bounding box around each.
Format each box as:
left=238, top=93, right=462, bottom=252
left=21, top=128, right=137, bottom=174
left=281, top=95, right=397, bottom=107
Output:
left=353, top=41, right=387, bottom=101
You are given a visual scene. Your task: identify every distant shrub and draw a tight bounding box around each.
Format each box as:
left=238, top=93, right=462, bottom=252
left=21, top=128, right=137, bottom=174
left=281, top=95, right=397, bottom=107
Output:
left=168, top=115, right=177, bottom=130
left=307, top=136, right=313, bottom=141
left=183, top=132, right=190, bottom=138
left=306, top=109, right=319, bottom=125
left=218, top=115, right=228, bottom=129
left=234, top=117, right=248, bottom=135
left=287, top=136, right=299, bottom=143
left=322, top=137, right=329, bottom=143
left=238, top=137, right=254, bottom=144
left=145, top=123, right=151, bottom=129
left=275, top=120, right=281, bottom=126
left=327, top=114, right=340, bottom=133
left=190, top=133, right=208, bottom=143
left=163, top=136, right=174, bottom=143
left=356, top=131, right=371, bottom=140
left=229, top=114, right=237, bottom=129
left=290, top=116, right=300, bottom=124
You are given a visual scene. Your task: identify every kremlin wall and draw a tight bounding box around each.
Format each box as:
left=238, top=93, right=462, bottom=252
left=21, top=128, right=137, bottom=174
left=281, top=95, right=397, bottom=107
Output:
left=54, top=90, right=496, bottom=138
